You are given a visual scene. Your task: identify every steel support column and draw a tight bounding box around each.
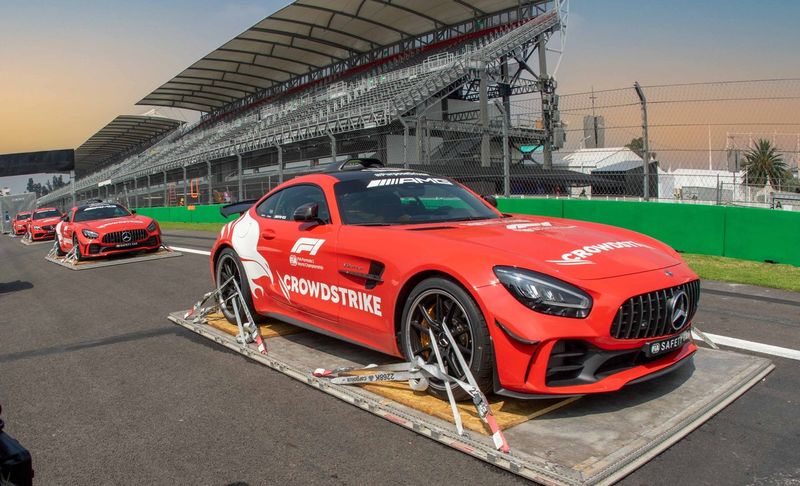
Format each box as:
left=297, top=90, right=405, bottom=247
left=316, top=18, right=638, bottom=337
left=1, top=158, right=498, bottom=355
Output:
left=480, top=66, right=491, bottom=167
left=147, top=175, right=152, bottom=208
left=634, top=81, right=651, bottom=201
left=163, top=171, right=168, bottom=207
left=276, top=145, right=284, bottom=183
left=538, top=35, right=552, bottom=169
left=182, top=165, right=188, bottom=206
left=133, top=177, right=138, bottom=208
left=328, top=132, right=337, bottom=164
left=207, top=161, right=213, bottom=205
left=236, top=152, right=243, bottom=201
left=70, top=170, right=76, bottom=208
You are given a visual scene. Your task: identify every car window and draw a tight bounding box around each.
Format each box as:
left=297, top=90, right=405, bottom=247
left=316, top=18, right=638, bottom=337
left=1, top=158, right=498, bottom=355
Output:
left=66, top=209, right=74, bottom=222
left=73, top=204, right=130, bottom=222
left=257, top=185, right=330, bottom=223
left=33, top=209, right=62, bottom=220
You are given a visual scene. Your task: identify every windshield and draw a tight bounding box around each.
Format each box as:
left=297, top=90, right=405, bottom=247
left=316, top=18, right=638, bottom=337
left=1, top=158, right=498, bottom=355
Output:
left=73, top=204, right=130, bottom=222
left=33, top=209, right=61, bottom=220
left=334, top=175, right=500, bottom=225
left=16, top=213, right=30, bottom=220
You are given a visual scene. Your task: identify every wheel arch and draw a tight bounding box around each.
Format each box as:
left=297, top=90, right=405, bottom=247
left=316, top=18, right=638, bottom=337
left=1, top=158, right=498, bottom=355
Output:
left=393, top=269, right=484, bottom=353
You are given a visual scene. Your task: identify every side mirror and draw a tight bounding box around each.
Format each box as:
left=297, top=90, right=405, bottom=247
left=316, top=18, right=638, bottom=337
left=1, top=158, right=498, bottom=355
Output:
left=130, top=209, right=137, bottom=214
left=61, top=215, right=68, bottom=222
left=293, top=202, right=320, bottom=223
left=482, top=195, right=498, bottom=208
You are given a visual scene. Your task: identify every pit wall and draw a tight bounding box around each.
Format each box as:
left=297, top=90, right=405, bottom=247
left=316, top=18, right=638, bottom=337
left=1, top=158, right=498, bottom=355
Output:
left=497, top=198, right=800, bottom=266
left=135, top=199, right=800, bottom=266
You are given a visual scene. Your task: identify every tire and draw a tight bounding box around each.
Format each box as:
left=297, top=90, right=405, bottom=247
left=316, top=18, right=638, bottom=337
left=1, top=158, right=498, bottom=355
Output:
left=215, top=248, right=263, bottom=324
left=55, top=238, right=66, bottom=256
left=400, top=277, right=494, bottom=401
left=72, top=235, right=83, bottom=261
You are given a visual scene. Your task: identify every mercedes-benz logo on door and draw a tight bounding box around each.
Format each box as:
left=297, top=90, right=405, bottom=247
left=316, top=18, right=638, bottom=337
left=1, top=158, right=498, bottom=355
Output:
left=121, top=231, right=132, bottom=243
left=669, top=290, right=689, bottom=331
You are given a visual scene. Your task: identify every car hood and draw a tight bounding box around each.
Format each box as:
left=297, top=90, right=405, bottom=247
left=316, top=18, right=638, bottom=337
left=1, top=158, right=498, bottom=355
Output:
left=32, top=217, right=61, bottom=226
left=397, top=216, right=682, bottom=280
left=81, top=216, right=150, bottom=231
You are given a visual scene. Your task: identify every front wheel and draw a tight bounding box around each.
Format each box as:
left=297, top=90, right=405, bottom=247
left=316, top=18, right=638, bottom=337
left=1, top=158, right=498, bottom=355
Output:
left=400, top=278, right=494, bottom=401
left=215, top=248, right=263, bottom=324
left=72, top=235, right=83, bottom=261
left=55, top=238, right=66, bottom=256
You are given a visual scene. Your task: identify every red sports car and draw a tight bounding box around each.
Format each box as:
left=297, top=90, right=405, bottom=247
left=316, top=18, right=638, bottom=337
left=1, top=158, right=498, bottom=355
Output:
left=12, top=211, right=31, bottom=236
left=209, top=160, right=699, bottom=399
left=29, top=208, right=63, bottom=241
left=55, top=202, right=161, bottom=260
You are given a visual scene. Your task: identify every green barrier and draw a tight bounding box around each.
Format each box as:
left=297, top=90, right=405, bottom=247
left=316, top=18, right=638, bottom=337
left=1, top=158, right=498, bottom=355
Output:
left=497, top=197, right=800, bottom=266
left=724, top=206, right=800, bottom=266
left=134, top=204, right=237, bottom=224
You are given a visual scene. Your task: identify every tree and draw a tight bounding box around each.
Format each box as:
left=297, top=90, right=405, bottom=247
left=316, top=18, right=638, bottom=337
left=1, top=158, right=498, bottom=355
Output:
left=625, top=137, right=656, bottom=161
left=26, top=178, right=35, bottom=193
left=742, top=139, right=789, bottom=186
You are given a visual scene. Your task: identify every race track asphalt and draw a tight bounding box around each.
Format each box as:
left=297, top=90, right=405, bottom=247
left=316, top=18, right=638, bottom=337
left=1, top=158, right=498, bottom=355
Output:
left=0, top=231, right=798, bottom=485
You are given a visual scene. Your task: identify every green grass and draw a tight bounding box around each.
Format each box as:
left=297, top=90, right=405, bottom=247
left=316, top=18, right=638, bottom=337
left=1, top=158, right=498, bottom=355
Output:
left=159, top=221, right=227, bottom=233
left=682, top=253, right=800, bottom=292
left=155, top=222, right=800, bottom=293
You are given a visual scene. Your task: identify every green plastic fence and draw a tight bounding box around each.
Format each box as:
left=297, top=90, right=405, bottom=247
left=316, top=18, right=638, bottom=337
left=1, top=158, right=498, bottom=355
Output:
left=134, top=204, right=237, bottom=224
left=497, top=198, right=800, bottom=266
left=136, top=199, right=800, bottom=266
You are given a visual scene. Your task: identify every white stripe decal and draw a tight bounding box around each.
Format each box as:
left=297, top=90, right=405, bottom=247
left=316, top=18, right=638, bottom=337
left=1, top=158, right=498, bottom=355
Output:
left=693, top=331, right=800, bottom=361
left=168, top=245, right=211, bottom=256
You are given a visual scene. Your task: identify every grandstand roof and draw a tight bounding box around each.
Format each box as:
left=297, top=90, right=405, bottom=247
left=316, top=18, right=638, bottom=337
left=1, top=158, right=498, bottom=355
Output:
left=75, top=115, right=183, bottom=175
left=138, top=0, right=548, bottom=113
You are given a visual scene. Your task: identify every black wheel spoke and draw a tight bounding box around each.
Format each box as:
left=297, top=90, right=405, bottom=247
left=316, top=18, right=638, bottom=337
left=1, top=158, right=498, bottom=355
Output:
left=456, top=342, right=471, bottom=358
left=444, top=300, right=458, bottom=326
left=445, top=352, right=462, bottom=376
left=410, top=320, right=427, bottom=333
left=416, top=304, right=439, bottom=330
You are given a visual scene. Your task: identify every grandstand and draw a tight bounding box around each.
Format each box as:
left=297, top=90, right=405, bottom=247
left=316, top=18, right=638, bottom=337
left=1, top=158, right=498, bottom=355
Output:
left=39, top=0, right=567, bottom=209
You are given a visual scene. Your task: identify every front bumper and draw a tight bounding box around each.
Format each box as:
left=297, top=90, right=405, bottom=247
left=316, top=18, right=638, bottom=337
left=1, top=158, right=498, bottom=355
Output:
left=30, top=228, right=56, bottom=240
left=80, top=233, right=161, bottom=258
left=13, top=224, right=27, bottom=235
left=475, top=264, right=700, bottom=397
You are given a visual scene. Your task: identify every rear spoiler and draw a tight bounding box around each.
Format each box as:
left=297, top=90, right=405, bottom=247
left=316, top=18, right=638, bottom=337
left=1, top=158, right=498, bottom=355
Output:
left=220, top=199, right=258, bottom=218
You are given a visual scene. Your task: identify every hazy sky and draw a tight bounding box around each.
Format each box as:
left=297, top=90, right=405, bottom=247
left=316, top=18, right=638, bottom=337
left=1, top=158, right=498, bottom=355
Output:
left=1, top=0, right=799, bottom=192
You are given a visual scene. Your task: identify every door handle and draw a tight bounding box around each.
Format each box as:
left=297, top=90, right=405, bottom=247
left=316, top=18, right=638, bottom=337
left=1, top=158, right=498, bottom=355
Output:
left=261, top=229, right=276, bottom=240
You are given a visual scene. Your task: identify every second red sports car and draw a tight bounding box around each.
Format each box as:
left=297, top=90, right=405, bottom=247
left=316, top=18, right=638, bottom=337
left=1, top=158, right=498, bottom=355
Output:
left=55, top=202, right=161, bottom=260
left=29, top=208, right=62, bottom=241
left=208, top=160, right=700, bottom=400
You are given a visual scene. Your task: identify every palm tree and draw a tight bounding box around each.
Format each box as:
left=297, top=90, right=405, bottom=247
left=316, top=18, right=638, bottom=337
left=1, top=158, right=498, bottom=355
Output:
left=743, top=139, right=788, bottom=186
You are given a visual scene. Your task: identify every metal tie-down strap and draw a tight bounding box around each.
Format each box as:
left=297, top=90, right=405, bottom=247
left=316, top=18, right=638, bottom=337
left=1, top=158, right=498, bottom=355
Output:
left=314, top=322, right=510, bottom=453
left=184, top=276, right=267, bottom=354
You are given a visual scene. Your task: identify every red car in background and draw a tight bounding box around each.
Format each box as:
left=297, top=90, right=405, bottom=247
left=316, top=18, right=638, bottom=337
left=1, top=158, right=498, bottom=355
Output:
left=55, top=202, right=162, bottom=260
left=12, top=211, right=31, bottom=235
left=209, top=160, right=700, bottom=400
left=29, top=208, right=62, bottom=241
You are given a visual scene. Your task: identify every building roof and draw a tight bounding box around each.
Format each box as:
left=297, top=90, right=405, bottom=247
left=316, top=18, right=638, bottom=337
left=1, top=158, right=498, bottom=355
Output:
left=554, top=147, right=644, bottom=172
left=137, top=0, right=549, bottom=113
left=74, top=115, right=183, bottom=175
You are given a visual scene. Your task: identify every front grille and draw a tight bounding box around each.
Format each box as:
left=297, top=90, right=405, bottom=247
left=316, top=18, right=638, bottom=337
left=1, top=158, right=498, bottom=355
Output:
left=42, top=225, right=55, bottom=231
left=610, top=280, right=700, bottom=340
left=102, top=229, right=148, bottom=244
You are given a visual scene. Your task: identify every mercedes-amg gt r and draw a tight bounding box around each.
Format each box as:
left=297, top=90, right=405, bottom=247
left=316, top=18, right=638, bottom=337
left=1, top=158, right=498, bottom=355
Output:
left=55, top=202, right=161, bottom=260
left=12, top=211, right=31, bottom=236
left=29, top=208, right=62, bottom=241
left=210, top=160, right=700, bottom=399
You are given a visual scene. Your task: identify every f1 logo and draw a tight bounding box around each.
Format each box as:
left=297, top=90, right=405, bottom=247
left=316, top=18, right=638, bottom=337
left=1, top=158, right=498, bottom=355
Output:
left=291, top=237, right=325, bottom=256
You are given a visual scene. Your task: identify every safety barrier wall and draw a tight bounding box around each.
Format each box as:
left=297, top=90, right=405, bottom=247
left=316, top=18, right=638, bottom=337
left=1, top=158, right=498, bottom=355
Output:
left=135, top=199, right=800, bottom=266
left=497, top=198, right=800, bottom=266
left=134, top=204, right=237, bottom=224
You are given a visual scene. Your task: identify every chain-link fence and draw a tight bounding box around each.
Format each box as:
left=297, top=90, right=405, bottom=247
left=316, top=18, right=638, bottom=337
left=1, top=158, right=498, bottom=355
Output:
left=47, top=78, right=800, bottom=213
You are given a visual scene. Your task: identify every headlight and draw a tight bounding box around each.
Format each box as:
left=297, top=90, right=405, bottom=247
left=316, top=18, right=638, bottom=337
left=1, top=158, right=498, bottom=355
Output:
left=147, top=221, right=157, bottom=232
left=493, top=266, right=592, bottom=318
left=82, top=229, right=99, bottom=239
left=33, top=225, right=41, bottom=230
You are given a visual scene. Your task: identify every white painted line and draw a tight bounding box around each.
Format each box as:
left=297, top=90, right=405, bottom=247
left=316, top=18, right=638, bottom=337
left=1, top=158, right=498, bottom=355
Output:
left=694, top=331, right=800, bottom=361
left=168, top=245, right=211, bottom=256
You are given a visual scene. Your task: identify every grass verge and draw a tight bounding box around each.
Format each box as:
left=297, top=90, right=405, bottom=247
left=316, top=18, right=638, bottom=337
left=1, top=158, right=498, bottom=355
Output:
left=159, top=221, right=226, bottom=233
left=682, top=253, right=800, bottom=293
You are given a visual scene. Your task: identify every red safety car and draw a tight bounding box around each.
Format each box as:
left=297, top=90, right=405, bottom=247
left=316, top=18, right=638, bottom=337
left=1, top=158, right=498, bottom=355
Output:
left=210, top=160, right=700, bottom=399
left=55, top=202, right=161, bottom=260
left=29, top=208, right=63, bottom=241
left=12, top=211, right=31, bottom=236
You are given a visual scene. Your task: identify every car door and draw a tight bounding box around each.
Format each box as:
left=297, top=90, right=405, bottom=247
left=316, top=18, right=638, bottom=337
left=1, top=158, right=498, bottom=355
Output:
left=254, top=184, right=339, bottom=325
left=58, top=208, right=75, bottom=249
